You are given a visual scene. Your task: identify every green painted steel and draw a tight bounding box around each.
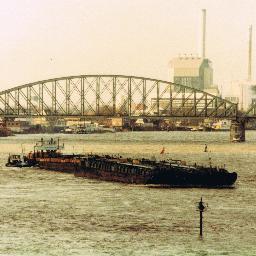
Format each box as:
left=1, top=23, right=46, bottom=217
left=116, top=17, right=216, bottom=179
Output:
left=0, top=75, right=237, bottom=118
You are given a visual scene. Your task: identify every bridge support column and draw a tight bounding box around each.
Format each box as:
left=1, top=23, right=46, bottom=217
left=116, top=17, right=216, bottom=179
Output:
left=230, top=120, right=245, bottom=142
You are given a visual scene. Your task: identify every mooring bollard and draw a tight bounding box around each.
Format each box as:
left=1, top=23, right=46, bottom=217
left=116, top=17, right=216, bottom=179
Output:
left=197, top=197, right=207, bottom=237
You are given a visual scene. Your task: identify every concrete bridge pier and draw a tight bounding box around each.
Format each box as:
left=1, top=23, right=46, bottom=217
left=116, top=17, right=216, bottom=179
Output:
left=230, top=120, right=245, bottom=142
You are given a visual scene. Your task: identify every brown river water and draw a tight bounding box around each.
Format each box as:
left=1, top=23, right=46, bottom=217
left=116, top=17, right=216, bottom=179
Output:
left=0, top=131, right=256, bottom=256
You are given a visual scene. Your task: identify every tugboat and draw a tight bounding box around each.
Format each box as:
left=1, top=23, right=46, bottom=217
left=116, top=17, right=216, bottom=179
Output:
left=6, top=154, right=30, bottom=167
left=6, top=138, right=238, bottom=187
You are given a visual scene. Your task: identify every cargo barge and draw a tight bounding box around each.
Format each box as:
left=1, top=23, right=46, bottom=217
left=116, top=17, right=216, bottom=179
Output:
left=6, top=138, right=237, bottom=187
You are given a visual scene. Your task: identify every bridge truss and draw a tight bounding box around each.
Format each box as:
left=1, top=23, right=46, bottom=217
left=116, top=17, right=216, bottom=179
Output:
left=0, top=75, right=237, bottom=118
left=243, top=102, right=256, bottom=118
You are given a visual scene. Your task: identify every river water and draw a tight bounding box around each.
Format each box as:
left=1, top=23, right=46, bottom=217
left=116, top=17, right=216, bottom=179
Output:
left=0, top=131, right=256, bottom=256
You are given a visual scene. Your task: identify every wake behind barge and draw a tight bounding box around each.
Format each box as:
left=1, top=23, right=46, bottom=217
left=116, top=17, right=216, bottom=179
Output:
left=7, top=138, right=237, bottom=187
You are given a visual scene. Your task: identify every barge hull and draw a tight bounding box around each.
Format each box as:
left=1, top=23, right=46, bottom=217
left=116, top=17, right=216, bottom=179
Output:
left=35, top=159, right=237, bottom=187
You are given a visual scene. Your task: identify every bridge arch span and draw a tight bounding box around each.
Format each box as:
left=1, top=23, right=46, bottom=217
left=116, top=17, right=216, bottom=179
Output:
left=0, top=75, right=237, bottom=118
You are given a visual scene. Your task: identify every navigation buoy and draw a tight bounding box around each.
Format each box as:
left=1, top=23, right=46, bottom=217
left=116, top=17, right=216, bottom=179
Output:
left=197, top=197, right=208, bottom=237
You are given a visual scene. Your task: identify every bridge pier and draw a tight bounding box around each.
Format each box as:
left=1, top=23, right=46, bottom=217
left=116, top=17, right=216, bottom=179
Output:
left=230, top=120, right=245, bottom=142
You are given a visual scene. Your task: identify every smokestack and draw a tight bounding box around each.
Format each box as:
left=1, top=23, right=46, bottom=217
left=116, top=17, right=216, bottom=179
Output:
left=201, top=9, right=206, bottom=59
left=248, top=25, right=252, bottom=81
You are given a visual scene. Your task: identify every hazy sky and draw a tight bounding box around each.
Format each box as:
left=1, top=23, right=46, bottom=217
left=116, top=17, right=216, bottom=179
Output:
left=0, top=0, right=255, bottom=92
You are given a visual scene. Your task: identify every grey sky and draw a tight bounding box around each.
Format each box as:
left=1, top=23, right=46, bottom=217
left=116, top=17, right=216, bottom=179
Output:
left=0, top=0, right=255, bottom=91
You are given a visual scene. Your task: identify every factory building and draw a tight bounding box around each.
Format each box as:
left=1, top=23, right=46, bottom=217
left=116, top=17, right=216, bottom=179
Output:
left=170, top=56, right=216, bottom=92
left=169, top=9, right=219, bottom=96
left=224, top=25, right=256, bottom=111
left=224, top=80, right=256, bottom=111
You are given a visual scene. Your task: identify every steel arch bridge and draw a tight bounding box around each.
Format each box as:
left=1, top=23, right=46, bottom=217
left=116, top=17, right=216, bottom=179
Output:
left=0, top=75, right=237, bottom=119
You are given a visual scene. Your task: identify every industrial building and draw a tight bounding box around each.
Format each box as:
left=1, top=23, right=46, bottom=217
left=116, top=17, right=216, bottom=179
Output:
left=224, top=25, right=256, bottom=111
left=170, top=56, right=215, bottom=91
left=169, top=9, right=219, bottom=96
left=224, top=80, right=256, bottom=111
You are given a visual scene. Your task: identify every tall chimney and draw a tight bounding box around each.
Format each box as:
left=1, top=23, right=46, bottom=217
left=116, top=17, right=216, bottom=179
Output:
left=248, top=25, right=252, bottom=81
left=201, top=9, right=206, bottom=59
